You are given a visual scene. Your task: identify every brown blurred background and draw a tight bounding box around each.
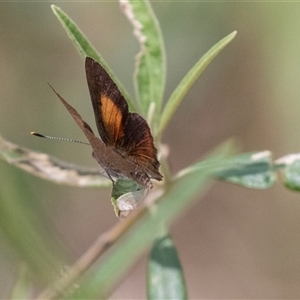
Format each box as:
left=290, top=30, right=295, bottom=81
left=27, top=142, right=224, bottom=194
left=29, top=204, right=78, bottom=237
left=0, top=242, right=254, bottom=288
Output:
left=1, top=2, right=300, bottom=299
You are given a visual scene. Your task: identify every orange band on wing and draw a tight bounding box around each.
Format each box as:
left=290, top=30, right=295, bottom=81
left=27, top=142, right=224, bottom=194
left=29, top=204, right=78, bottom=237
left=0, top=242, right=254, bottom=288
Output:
left=100, top=95, right=124, bottom=144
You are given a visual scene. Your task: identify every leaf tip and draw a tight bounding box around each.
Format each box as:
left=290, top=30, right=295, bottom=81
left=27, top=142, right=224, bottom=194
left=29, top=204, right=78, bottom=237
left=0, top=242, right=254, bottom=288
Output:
left=50, top=4, right=59, bottom=12
left=226, top=30, right=237, bottom=42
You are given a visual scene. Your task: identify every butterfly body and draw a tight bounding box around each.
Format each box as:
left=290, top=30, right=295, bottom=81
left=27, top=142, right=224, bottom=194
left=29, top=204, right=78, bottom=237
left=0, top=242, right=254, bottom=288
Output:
left=50, top=57, right=162, bottom=189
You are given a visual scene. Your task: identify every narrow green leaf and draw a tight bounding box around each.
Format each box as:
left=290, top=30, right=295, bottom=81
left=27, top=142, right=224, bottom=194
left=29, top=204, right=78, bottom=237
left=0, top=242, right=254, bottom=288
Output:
left=51, top=5, right=99, bottom=61
left=69, top=141, right=233, bottom=299
left=178, top=150, right=277, bottom=189
left=147, top=234, right=187, bottom=300
left=276, top=154, right=300, bottom=191
left=51, top=5, right=135, bottom=110
left=120, top=0, right=166, bottom=126
left=216, top=151, right=276, bottom=189
left=159, top=31, right=237, bottom=135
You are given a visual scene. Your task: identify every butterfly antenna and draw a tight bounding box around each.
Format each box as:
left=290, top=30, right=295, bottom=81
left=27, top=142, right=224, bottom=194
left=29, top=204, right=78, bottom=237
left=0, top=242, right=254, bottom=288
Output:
left=30, top=132, right=90, bottom=145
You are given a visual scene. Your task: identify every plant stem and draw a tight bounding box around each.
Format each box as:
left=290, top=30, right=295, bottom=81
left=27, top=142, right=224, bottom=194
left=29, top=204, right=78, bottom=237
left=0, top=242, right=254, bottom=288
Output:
left=34, top=194, right=157, bottom=300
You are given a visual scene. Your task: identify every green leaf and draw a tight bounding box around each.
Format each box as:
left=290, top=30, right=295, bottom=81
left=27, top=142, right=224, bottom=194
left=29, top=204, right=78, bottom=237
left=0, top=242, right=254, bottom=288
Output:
left=276, top=154, right=300, bottom=191
left=51, top=5, right=135, bottom=110
left=69, top=141, right=233, bottom=299
left=121, top=0, right=166, bottom=127
left=51, top=5, right=99, bottom=62
left=177, top=150, right=277, bottom=189
left=111, top=179, right=147, bottom=218
left=158, top=31, right=237, bottom=135
left=147, top=234, right=187, bottom=300
left=215, top=151, right=277, bottom=189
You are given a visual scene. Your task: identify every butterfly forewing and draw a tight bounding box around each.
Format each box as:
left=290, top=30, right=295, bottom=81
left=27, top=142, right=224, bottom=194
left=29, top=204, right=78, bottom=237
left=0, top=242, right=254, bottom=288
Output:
left=85, top=57, right=128, bottom=146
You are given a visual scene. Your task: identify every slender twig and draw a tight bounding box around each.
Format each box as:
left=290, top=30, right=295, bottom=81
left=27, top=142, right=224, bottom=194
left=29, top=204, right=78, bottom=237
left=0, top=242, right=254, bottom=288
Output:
left=34, top=190, right=161, bottom=300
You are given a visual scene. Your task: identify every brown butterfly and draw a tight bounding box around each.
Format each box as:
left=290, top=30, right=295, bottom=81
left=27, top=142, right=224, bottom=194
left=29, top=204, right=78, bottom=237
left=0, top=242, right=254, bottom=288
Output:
left=49, top=57, right=162, bottom=189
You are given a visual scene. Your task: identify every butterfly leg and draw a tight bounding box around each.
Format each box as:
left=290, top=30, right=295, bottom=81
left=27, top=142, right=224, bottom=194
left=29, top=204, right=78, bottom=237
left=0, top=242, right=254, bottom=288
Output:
left=104, top=169, right=116, bottom=187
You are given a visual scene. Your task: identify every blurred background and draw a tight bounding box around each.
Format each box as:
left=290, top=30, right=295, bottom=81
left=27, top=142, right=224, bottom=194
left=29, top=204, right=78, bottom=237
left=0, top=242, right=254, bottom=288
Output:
left=1, top=2, right=300, bottom=298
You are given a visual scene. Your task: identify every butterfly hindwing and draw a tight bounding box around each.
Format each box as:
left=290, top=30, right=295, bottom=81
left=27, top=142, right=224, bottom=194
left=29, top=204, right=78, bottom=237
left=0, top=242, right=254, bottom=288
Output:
left=118, top=113, right=161, bottom=179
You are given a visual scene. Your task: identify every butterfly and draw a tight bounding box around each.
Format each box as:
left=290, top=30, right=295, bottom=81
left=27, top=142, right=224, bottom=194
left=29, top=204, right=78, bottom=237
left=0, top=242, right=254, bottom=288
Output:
left=49, top=57, right=163, bottom=189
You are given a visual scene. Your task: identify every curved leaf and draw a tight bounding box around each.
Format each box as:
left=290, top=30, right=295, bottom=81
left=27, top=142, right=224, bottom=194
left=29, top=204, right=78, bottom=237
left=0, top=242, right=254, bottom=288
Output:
left=120, top=0, right=166, bottom=126
left=177, top=151, right=277, bottom=189
left=159, top=31, right=237, bottom=135
left=216, top=151, right=277, bottom=189
left=51, top=5, right=135, bottom=110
